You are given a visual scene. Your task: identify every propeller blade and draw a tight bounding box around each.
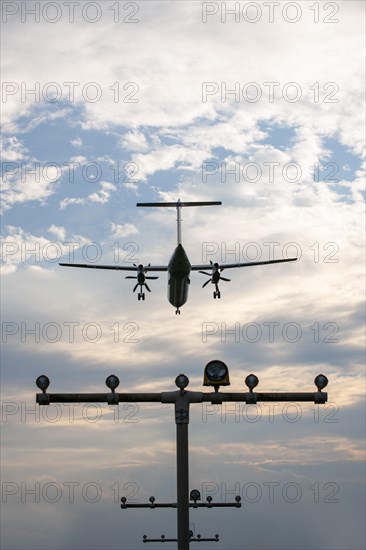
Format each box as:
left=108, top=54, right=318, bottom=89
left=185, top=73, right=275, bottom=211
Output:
left=220, top=277, right=231, bottom=282
left=145, top=282, right=151, bottom=292
left=202, top=279, right=211, bottom=288
left=198, top=271, right=212, bottom=276
left=125, top=276, right=137, bottom=279
left=145, top=276, right=159, bottom=280
left=133, top=283, right=139, bottom=292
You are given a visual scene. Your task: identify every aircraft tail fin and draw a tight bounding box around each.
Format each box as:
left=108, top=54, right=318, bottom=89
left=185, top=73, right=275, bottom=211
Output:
left=136, top=200, right=221, bottom=245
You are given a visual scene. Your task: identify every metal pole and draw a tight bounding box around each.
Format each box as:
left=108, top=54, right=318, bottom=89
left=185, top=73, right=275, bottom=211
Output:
left=176, top=422, right=189, bottom=550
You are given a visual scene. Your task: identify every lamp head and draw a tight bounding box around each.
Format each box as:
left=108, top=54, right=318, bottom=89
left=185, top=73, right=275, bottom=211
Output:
left=314, top=374, right=328, bottom=391
left=105, top=375, right=120, bottom=392
left=190, top=489, right=201, bottom=502
left=245, top=374, right=259, bottom=391
left=203, top=360, right=230, bottom=388
left=36, top=375, right=50, bottom=392
left=175, top=374, right=189, bottom=390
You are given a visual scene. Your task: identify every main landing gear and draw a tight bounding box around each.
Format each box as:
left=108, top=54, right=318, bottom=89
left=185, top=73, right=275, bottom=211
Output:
left=175, top=308, right=181, bottom=315
left=126, top=264, right=159, bottom=302
left=199, top=262, right=230, bottom=300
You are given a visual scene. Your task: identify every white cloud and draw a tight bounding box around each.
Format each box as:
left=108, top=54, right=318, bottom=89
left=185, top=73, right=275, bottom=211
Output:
left=2, top=2, right=364, bottom=151
left=111, top=222, right=139, bottom=238
left=60, top=181, right=117, bottom=209
left=1, top=136, right=27, bottom=161
left=59, top=197, right=86, bottom=209
left=47, top=224, right=66, bottom=240
left=131, top=144, right=210, bottom=181
left=88, top=181, right=117, bottom=203
left=70, top=137, right=83, bottom=147
left=1, top=226, right=62, bottom=273
left=68, top=155, right=87, bottom=164
left=120, top=130, right=149, bottom=152
left=1, top=162, right=61, bottom=212
left=1, top=226, right=92, bottom=274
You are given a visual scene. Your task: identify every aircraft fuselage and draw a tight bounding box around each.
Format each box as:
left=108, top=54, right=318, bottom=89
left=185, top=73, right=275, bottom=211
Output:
left=167, top=243, right=191, bottom=308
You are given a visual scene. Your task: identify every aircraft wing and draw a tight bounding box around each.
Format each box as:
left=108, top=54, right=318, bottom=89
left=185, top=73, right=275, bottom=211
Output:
left=59, top=263, right=169, bottom=272
left=190, top=258, right=297, bottom=270
left=60, top=258, right=297, bottom=272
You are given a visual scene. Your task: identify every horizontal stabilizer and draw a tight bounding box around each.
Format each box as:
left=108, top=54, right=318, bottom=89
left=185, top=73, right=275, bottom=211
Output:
left=137, top=201, right=222, bottom=207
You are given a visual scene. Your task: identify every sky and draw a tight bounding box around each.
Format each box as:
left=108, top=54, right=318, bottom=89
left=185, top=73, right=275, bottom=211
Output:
left=1, top=1, right=365, bottom=549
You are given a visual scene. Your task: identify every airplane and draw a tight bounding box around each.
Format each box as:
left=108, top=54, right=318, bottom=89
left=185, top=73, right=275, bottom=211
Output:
left=59, top=200, right=297, bottom=314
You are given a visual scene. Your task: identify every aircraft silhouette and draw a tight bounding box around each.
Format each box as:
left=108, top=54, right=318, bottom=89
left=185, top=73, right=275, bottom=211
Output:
left=59, top=200, right=297, bottom=314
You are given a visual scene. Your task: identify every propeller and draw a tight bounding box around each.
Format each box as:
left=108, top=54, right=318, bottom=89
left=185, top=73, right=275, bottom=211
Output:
left=125, top=264, right=159, bottom=293
left=199, top=261, right=231, bottom=288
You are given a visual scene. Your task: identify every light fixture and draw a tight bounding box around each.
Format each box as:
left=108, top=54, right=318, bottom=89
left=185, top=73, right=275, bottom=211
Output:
left=203, top=360, right=230, bottom=388
left=106, top=375, right=120, bottom=392
left=314, top=374, right=328, bottom=391
left=190, top=489, right=201, bottom=502
left=36, top=375, right=50, bottom=392
left=245, top=374, right=259, bottom=392
left=175, top=374, right=189, bottom=390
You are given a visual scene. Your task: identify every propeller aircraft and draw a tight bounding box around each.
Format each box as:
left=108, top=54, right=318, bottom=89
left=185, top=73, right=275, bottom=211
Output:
left=60, top=200, right=297, bottom=314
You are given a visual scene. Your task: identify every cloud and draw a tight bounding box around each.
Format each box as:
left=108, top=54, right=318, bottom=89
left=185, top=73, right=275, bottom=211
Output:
left=130, top=144, right=210, bottom=181
left=59, top=197, right=85, bottom=209
left=0, top=225, right=88, bottom=273
left=59, top=181, right=117, bottom=209
left=88, top=181, right=117, bottom=203
left=1, top=162, right=63, bottom=212
left=1, top=136, right=28, bottom=161
left=119, top=130, right=149, bottom=152
left=70, top=137, right=83, bottom=148
left=110, top=223, right=139, bottom=238
left=47, top=225, right=66, bottom=240
left=2, top=2, right=364, bottom=148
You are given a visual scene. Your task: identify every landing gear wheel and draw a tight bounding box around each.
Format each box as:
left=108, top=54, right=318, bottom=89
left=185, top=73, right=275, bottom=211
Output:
left=138, top=294, right=141, bottom=301
left=142, top=293, right=145, bottom=301
left=217, top=291, right=221, bottom=299
left=175, top=308, right=181, bottom=315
